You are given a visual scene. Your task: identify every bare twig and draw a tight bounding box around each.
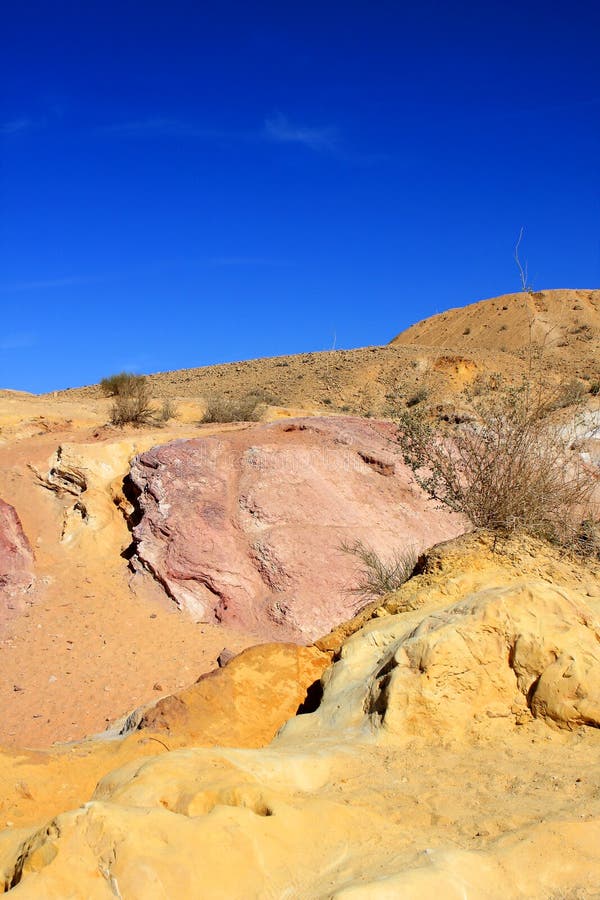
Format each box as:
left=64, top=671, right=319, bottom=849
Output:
left=514, top=226, right=531, bottom=293
left=146, top=736, right=171, bottom=752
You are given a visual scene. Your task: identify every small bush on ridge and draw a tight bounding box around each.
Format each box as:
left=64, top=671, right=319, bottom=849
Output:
left=109, top=375, right=153, bottom=426
left=101, top=372, right=144, bottom=397
left=201, top=393, right=268, bottom=424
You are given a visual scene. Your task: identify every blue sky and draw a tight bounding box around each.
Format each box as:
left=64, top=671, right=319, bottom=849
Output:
left=1, top=0, right=599, bottom=392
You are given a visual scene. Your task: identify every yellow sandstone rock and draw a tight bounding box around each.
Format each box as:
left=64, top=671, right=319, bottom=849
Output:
left=3, top=544, right=600, bottom=897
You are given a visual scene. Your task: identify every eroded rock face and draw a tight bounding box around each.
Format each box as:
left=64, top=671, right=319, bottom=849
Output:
left=128, top=417, right=465, bottom=641
left=369, top=583, right=600, bottom=735
left=122, top=643, right=331, bottom=746
left=0, top=643, right=330, bottom=832
left=0, top=499, right=33, bottom=597
left=3, top=564, right=600, bottom=897
left=37, top=439, right=160, bottom=548
left=281, top=579, right=600, bottom=746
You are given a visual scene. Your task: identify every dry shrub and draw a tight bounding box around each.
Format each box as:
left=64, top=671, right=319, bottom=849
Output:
left=109, top=376, right=153, bottom=426
left=158, top=398, right=177, bottom=422
left=547, top=377, right=586, bottom=411
left=397, top=377, right=599, bottom=557
left=100, top=372, right=141, bottom=397
left=341, top=540, right=418, bottom=598
left=201, top=392, right=270, bottom=424
left=405, top=385, right=429, bottom=408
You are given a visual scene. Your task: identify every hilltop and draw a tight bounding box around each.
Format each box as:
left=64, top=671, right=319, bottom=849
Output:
left=392, top=288, right=600, bottom=374
left=33, top=289, right=600, bottom=421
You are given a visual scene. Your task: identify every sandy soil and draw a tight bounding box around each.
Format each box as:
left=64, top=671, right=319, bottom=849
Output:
left=0, top=408, right=260, bottom=749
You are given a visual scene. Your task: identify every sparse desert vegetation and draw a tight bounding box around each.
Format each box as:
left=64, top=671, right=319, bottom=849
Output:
left=158, top=397, right=178, bottom=422
left=107, top=373, right=154, bottom=426
left=397, top=373, right=599, bottom=556
left=200, top=391, right=273, bottom=423
left=341, top=539, right=418, bottom=598
left=101, top=372, right=178, bottom=426
left=100, top=371, right=143, bottom=398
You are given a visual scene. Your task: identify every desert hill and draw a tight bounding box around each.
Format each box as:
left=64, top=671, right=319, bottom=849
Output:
left=392, top=288, right=600, bottom=371
left=42, top=289, right=599, bottom=420
left=45, top=342, right=487, bottom=417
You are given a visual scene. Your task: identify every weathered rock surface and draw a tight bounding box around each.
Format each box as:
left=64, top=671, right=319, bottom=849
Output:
left=334, top=820, right=600, bottom=899
left=0, top=500, right=33, bottom=605
left=1, top=431, right=264, bottom=751
left=36, top=439, right=160, bottom=550
left=128, top=416, right=465, bottom=641
left=288, top=581, right=600, bottom=747
left=0, top=643, right=328, bottom=832
left=3, top=536, right=600, bottom=898
left=121, top=642, right=330, bottom=745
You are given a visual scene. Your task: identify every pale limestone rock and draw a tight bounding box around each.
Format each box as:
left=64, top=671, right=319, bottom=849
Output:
left=37, top=439, right=156, bottom=549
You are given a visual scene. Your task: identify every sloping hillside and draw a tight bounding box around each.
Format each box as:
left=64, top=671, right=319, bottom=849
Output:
left=391, top=289, right=600, bottom=377
left=43, top=290, right=600, bottom=418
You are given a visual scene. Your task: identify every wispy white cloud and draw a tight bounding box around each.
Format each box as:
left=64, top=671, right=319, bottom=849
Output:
left=208, top=256, right=291, bottom=267
left=113, top=360, right=146, bottom=372
left=0, top=118, right=34, bottom=136
left=0, top=276, right=89, bottom=293
left=264, top=113, right=339, bottom=152
left=101, top=114, right=342, bottom=154
left=0, top=258, right=291, bottom=295
left=0, top=332, right=37, bottom=351
left=98, top=118, right=234, bottom=139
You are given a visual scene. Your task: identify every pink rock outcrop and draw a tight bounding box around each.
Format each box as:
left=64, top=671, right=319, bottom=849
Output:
left=0, top=499, right=34, bottom=623
left=128, top=417, right=465, bottom=641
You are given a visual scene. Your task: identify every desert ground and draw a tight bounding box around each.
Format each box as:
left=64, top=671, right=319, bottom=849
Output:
left=1, top=289, right=599, bottom=897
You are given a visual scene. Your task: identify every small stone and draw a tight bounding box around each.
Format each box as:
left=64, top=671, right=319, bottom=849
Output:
left=150, top=613, right=157, bottom=619
left=153, top=683, right=163, bottom=691
left=13, top=684, right=23, bottom=692
left=217, top=648, right=236, bottom=668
